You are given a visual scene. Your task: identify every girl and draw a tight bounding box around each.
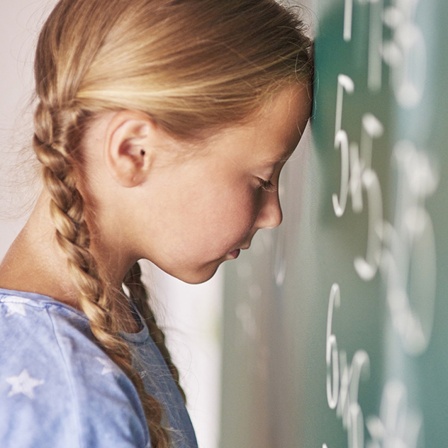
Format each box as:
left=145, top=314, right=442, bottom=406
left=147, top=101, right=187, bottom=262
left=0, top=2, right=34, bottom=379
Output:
left=0, top=0, right=312, bottom=446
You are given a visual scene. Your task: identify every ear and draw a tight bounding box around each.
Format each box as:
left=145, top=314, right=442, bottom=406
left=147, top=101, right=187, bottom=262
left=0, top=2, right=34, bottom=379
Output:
left=104, top=111, right=159, bottom=188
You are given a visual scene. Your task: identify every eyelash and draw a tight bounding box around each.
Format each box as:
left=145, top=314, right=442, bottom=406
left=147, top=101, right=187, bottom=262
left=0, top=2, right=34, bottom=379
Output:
left=257, top=178, right=277, bottom=193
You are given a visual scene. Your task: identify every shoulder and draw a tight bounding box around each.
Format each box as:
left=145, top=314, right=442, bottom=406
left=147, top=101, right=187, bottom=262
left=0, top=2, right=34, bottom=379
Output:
left=0, top=290, right=151, bottom=448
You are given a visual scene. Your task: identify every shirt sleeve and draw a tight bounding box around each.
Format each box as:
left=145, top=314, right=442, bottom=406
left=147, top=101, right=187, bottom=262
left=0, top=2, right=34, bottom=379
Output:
left=0, top=300, right=151, bottom=448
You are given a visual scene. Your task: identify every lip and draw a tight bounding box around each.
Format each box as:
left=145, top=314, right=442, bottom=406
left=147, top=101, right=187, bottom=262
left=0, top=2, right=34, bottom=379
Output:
left=229, top=249, right=241, bottom=259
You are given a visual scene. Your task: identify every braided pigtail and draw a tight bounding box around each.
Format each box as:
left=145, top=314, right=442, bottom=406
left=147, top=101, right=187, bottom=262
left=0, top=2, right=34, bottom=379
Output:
left=32, top=102, right=170, bottom=447
left=124, top=262, right=187, bottom=403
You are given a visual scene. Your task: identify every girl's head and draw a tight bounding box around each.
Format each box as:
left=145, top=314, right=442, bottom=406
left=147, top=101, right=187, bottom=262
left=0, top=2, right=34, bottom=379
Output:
left=35, top=0, right=312, bottom=139
left=34, top=0, right=312, bottom=279
left=33, top=0, right=312, bottom=446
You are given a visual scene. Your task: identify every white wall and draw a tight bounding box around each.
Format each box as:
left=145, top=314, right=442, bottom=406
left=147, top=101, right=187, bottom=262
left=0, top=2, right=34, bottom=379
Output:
left=0, top=0, right=53, bottom=258
left=148, top=265, right=223, bottom=448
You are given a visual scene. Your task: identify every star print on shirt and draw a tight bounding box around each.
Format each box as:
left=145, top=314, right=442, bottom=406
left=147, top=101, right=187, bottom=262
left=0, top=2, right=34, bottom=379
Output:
left=6, top=369, right=44, bottom=399
left=5, top=303, right=27, bottom=318
left=96, top=357, right=116, bottom=375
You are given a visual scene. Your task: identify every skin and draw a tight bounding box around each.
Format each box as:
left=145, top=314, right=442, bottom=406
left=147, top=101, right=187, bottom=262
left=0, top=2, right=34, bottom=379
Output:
left=0, top=84, right=311, bottom=326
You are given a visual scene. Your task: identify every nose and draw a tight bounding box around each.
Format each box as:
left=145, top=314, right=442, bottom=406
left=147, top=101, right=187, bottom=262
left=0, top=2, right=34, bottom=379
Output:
left=255, top=190, right=283, bottom=230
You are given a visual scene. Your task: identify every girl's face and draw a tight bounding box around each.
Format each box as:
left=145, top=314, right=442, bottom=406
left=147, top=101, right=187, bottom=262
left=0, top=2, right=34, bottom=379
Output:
left=133, top=85, right=311, bottom=284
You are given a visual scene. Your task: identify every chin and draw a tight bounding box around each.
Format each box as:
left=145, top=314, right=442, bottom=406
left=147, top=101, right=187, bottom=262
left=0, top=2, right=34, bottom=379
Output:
left=170, top=263, right=222, bottom=285
left=152, top=257, right=226, bottom=285
left=181, top=268, right=219, bottom=285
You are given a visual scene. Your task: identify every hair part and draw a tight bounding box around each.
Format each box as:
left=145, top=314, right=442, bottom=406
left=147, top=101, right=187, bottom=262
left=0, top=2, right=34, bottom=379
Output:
left=33, top=0, right=312, bottom=446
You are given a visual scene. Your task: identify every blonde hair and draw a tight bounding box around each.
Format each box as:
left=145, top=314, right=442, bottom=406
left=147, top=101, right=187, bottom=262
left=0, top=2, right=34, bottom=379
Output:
left=33, top=0, right=312, bottom=446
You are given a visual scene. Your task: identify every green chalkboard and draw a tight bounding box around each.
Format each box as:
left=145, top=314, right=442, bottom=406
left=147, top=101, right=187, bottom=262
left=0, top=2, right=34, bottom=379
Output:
left=220, top=0, right=448, bottom=447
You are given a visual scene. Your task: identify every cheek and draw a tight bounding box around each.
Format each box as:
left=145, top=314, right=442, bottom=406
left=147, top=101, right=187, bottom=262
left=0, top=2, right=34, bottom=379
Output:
left=197, top=184, right=259, bottom=243
left=155, top=171, right=261, bottom=257
left=221, top=186, right=261, bottom=235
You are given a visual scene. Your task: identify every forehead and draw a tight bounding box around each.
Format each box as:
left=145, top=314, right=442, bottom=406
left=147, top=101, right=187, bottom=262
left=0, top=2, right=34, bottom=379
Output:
left=194, top=83, right=311, bottom=168
left=247, top=84, right=311, bottom=161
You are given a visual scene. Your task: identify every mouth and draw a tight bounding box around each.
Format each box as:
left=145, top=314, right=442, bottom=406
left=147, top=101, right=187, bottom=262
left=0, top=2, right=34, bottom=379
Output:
left=228, top=249, right=241, bottom=259
left=227, top=242, right=251, bottom=260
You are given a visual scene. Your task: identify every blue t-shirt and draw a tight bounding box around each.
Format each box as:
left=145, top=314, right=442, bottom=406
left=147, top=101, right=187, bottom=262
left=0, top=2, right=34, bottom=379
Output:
left=0, top=288, right=198, bottom=448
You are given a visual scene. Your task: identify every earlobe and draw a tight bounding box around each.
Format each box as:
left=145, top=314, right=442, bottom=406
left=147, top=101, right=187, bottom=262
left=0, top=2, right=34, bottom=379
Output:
left=104, top=111, right=156, bottom=188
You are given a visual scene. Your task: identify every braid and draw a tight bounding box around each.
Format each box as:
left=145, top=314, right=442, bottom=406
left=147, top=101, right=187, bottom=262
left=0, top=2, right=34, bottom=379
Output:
left=124, top=262, right=187, bottom=403
left=33, top=101, right=170, bottom=447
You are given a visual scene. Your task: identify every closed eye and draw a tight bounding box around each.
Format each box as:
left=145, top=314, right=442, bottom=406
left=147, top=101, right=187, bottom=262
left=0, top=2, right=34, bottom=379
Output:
left=257, top=178, right=277, bottom=193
